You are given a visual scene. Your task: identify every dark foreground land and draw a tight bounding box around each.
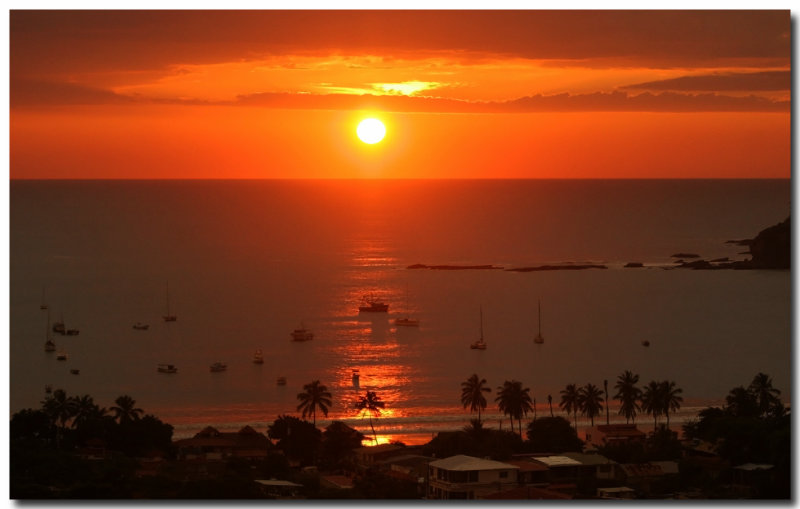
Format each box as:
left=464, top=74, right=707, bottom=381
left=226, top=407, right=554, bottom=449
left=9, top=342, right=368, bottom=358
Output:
left=10, top=371, right=790, bottom=500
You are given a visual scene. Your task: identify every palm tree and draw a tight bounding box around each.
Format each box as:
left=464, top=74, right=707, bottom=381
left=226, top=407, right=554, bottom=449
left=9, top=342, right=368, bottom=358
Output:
left=110, top=395, right=143, bottom=424
left=660, top=380, right=683, bottom=428
left=578, top=383, right=604, bottom=427
left=70, top=394, right=106, bottom=429
left=42, top=389, right=77, bottom=448
left=495, top=380, right=534, bottom=439
left=460, top=374, right=491, bottom=424
left=748, top=372, right=781, bottom=416
left=604, top=380, right=610, bottom=425
left=296, top=380, right=333, bottom=426
left=640, top=380, right=663, bottom=430
left=355, top=390, right=385, bottom=444
left=559, top=384, right=580, bottom=430
left=725, top=386, right=759, bottom=418
left=614, top=370, right=642, bottom=424
left=548, top=394, right=554, bottom=417
left=42, top=389, right=77, bottom=431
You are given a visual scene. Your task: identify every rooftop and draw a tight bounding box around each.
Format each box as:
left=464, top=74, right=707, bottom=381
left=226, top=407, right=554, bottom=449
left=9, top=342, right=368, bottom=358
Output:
left=429, top=455, right=519, bottom=472
left=530, top=455, right=582, bottom=468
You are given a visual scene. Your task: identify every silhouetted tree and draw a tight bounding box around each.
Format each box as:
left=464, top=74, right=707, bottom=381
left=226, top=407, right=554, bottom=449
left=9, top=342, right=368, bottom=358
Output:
left=321, top=421, right=365, bottom=470
left=460, top=374, right=491, bottom=423
left=495, top=380, right=534, bottom=439
left=268, top=414, right=321, bottom=466
left=526, top=416, right=583, bottom=453
left=547, top=394, right=554, bottom=417
left=660, top=380, right=683, bottom=428
left=748, top=372, right=782, bottom=417
left=725, top=386, right=759, bottom=418
left=355, top=391, right=385, bottom=444
left=296, top=380, right=332, bottom=426
left=110, top=395, right=143, bottom=424
left=641, top=380, right=664, bottom=430
left=578, top=383, right=604, bottom=427
left=614, top=370, right=641, bottom=424
left=70, top=395, right=106, bottom=429
left=560, top=384, right=580, bottom=430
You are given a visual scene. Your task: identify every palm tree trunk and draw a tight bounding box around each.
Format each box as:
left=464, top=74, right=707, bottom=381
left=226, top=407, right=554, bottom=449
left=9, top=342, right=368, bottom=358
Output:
left=369, top=414, right=377, bottom=443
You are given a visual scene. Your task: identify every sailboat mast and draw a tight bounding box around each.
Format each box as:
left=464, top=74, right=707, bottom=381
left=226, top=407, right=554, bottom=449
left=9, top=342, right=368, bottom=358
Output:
left=538, top=300, right=541, bottom=335
left=480, top=305, right=484, bottom=341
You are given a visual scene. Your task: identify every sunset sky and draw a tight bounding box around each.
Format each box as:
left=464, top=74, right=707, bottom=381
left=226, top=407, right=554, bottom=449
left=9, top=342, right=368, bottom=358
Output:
left=9, top=10, right=791, bottom=179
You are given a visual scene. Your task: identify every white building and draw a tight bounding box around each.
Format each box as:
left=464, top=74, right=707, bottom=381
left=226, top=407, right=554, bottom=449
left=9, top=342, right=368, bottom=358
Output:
left=427, top=455, right=519, bottom=500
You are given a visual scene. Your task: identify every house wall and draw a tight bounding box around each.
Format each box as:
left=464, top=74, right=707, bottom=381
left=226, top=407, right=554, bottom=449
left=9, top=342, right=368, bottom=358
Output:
left=427, top=467, right=518, bottom=499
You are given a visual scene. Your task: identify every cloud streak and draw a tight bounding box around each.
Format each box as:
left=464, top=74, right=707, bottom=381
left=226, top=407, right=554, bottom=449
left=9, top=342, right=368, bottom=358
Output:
left=235, top=90, right=788, bottom=113
left=621, top=70, right=791, bottom=92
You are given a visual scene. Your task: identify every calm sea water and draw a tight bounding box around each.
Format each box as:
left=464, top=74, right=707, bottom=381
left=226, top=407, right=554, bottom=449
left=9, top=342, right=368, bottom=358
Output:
left=10, top=180, right=791, bottom=443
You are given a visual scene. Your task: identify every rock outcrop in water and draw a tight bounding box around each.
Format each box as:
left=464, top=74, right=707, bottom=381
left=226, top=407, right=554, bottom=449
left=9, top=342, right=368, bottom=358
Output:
left=506, top=264, right=608, bottom=272
left=674, top=217, right=790, bottom=270
left=749, top=217, right=790, bottom=269
left=407, top=264, right=503, bottom=270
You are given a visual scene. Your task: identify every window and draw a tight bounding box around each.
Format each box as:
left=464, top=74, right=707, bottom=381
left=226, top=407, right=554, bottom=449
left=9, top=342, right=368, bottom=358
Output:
left=499, top=471, right=509, bottom=479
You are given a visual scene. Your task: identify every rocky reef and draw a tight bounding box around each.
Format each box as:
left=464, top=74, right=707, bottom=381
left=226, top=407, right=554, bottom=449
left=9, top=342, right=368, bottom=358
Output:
left=675, top=216, right=790, bottom=270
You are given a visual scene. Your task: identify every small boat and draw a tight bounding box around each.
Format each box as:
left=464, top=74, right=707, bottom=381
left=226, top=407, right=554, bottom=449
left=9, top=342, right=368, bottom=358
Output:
left=470, top=306, right=487, bottom=350
left=533, top=300, right=544, bottom=344
left=352, top=369, right=360, bottom=388
left=253, top=349, right=264, bottom=364
left=163, top=282, right=177, bottom=322
left=291, top=324, right=314, bottom=342
left=641, top=340, right=650, bottom=347
left=70, top=369, right=80, bottom=375
left=394, top=317, right=420, bottom=327
left=157, top=363, right=178, bottom=374
left=132, top=322, right=150, bottom=330
left=394, top=284, right=420, bottom=326
left=53, top=317, right=66, bottom=335
left=65, top=328, right=79, bottom=336
left=276, top=376, right=287, bottom=386
left=359, top=293, right=389, bottom=313
left=56, top=352, right=68, bottom=361
left=44, top=309, right=56, bottom=352
left=210, top=362, right=227, bottom=372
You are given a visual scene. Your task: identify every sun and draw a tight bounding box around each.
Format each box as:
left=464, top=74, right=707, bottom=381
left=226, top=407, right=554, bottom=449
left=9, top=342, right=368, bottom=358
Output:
left=357, top=118, right=386, bottom=144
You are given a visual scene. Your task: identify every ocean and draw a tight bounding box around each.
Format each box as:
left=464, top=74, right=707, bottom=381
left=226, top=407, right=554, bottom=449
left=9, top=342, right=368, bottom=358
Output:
left=9, top=179, right=791, bottom=444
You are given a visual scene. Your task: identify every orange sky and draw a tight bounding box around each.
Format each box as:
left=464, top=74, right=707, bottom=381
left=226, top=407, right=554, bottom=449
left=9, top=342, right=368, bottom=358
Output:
left=9, top=10, right=791, bottom=179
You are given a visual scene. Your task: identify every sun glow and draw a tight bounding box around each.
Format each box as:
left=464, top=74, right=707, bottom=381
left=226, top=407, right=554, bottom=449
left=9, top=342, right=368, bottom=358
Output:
left=357, top=118, right=386, bottom=144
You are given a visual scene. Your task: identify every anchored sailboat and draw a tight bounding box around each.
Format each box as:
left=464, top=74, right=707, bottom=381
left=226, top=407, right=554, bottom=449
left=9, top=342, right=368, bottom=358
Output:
left=163, top=282, right=177, bottom=322
left=470, top=306, right=487, bottom=350
left=533, top=300, right=544, bottom=344
left=44, top=309, right=56, bottom=352
left=394, top=284, right=419, bottom=327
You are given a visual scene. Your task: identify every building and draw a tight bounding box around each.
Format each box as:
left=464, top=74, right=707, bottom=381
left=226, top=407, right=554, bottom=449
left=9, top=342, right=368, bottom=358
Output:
left=174, top=425, right=270, bottom=461
left=562, top=451, right=619, bottom=481
left=353, top=443, right=407, bottom=468
left=584, top=424, right=646, bottom=448
left=427, top=455, right=519, bottom=500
